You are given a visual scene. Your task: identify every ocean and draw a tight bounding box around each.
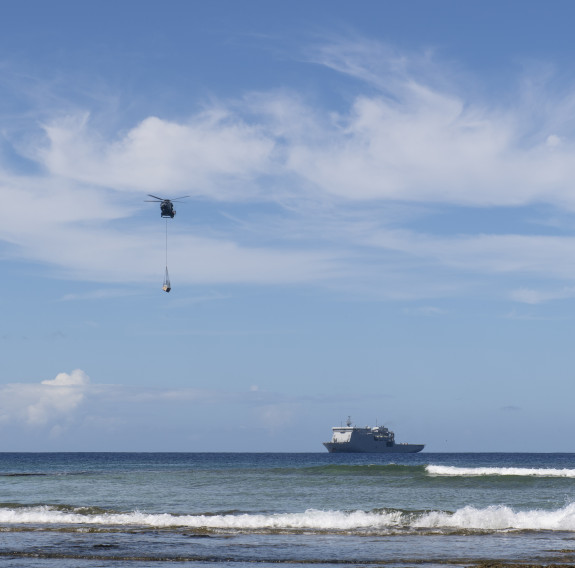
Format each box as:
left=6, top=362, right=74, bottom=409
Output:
left=0, top=452, right=574, bottom=567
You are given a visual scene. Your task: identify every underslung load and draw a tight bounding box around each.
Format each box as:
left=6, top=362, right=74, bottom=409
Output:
left=145, top=194, right=188, bottom=292
left=162, top=266, right=171, bottom=293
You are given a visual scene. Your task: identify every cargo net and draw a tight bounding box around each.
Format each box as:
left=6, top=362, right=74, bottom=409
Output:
left=163, top=266, right=171, bottom=293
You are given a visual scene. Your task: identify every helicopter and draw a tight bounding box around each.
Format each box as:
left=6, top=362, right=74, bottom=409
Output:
left=145, top=194, right=189, bottom=218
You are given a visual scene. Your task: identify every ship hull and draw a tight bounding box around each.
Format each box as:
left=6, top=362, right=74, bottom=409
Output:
left=323, top=442, right=424, bottom=453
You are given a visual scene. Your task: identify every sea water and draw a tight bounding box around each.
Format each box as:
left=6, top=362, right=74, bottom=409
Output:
left=0, top=452, right=574, bottom=566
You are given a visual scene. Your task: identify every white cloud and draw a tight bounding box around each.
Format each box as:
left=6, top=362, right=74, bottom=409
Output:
left=286, top=39, right=575, bottom=207
left=286, top=90, right=575, bottom=208
left=546, top=134, right=562, bottom=148
left=39, top=112, right=275, bottom=200
left=0, top=373, right=317, bottom=431
left=367, top=229, right=575, bottom=280
left=510, top=286, right=575, bottom=304
left=24, top=44, right=575, bottom=211
left=4, top=39, right=575, bottom=296
left=59, top=288, right=139, bottom=301
left=510, top=288, right=547, bottom=305
left=0, top=369, right=90, bottom=426
left=0, top=176, right=340, bottom=285
left=41, top=369, right=90, bottom=387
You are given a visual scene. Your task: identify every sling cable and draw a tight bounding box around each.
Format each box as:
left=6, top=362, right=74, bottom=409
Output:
left=144, top=194, right=189, bottom=293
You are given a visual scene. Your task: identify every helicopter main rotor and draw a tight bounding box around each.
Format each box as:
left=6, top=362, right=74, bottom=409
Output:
left=145, top=194, right=190, bottom=202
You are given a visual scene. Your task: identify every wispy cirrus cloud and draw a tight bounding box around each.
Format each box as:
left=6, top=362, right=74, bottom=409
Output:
left=25, top=39, right=575, bottom=211
left=3, top=38, right=575, bottom=298
left=366, top=230, right=575, bottom=279
left=59, top=288, right=140, bottom=301
left=510, top=286, right=575, bottom=304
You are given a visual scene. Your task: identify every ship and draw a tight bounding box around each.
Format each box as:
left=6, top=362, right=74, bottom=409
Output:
left=323, top=417, right=424, bottom=453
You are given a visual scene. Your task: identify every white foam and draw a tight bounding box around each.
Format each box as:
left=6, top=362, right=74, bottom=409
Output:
left=414, top=503, right=575, bottom=531
left=0, top=507, right=402, bottom=530
left=426, top=465, right=575, bottom=477
left=2, top=504, right=575, bottom=532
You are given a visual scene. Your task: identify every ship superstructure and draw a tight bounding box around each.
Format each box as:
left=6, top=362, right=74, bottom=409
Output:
left=323, top=417, right=424, bottom=453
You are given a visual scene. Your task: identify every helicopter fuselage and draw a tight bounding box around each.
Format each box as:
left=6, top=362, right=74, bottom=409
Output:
left=160, top=200, right=175, bottom=218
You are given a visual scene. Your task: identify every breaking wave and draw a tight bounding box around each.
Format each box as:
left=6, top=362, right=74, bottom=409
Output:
left=2, top=503, right=575, bottom=533
left=426, top=465, right=575, bottom=478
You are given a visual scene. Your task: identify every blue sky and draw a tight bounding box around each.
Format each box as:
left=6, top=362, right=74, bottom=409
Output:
left=1, top=0, right=575, bottom=451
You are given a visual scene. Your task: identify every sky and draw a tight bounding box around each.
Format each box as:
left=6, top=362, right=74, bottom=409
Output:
left=1, top=0, right=575, bottom=452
